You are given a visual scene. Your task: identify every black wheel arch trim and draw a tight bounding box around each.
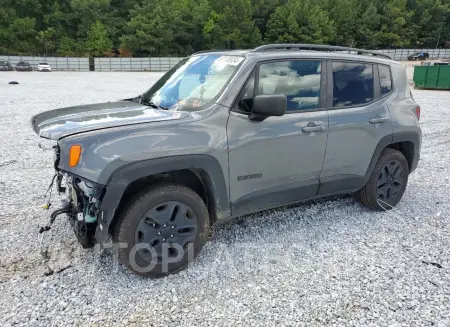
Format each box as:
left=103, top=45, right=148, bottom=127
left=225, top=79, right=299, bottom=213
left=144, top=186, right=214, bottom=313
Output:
left=391, top=131, right=421, bottom=173
left=366, top=131, right=420, bottom=180
left=96, top=155, right=229, bottom=243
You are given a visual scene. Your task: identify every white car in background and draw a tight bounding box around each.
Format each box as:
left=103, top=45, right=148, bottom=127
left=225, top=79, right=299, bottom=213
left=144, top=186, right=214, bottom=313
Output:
left=37, top=62, right=52, bottom=72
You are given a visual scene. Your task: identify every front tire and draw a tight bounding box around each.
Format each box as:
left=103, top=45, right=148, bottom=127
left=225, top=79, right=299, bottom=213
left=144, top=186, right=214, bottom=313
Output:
left=113, top=183, right=210, bottom=277
left=356, top=149, right=409, bottom=211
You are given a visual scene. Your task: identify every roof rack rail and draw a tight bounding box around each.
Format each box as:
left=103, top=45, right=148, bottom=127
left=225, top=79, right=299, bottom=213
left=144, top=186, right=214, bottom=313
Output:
left=252, top=44, right=392, bottom=59
left=191, top=49, right=230, bottom=55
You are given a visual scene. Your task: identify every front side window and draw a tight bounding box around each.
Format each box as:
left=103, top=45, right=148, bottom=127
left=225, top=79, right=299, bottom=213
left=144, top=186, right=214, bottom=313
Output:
left=332, top=62, right=374, bottom=107
left=257, top=60, right=321, bottom=111
left=142, top=54, right=243, bottom=111
left=378, top=65, right=392, bottom=95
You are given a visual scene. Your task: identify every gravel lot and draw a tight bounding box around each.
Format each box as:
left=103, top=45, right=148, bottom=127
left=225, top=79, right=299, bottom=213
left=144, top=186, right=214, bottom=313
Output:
left=0, top=71, right=449, bottom=327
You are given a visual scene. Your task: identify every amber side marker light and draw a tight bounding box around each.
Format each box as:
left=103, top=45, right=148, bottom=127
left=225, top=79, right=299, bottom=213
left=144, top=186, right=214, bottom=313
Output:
left=69, top=145, right=82, bottom=167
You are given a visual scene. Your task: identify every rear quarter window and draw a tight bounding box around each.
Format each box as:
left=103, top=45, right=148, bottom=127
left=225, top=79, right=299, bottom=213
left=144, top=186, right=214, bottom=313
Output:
left=378, top=65, right=393, bottom=95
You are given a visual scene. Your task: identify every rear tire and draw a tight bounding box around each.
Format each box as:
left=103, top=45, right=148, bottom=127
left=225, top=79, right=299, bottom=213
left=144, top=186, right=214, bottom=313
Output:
left=356, top=149, right=409, bottom=211
left=113, top=183, right=210, bottom=277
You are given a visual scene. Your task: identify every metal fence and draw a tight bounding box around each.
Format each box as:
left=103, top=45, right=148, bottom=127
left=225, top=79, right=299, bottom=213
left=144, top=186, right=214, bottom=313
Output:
left=2, top=49, right=450, bottom=72
left=0, top=55, right=89, bottom=71
left=377, top=48, right=450, bottom=60
left=94, top=57, right=184, bottom=72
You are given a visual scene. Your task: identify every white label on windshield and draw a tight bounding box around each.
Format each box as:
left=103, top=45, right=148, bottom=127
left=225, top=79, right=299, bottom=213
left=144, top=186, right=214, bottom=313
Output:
left=216, top=56, right=244, bottom=66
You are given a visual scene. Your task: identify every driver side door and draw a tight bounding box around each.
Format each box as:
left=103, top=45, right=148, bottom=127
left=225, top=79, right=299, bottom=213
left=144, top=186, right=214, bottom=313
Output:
left=227, top=59, right=329, bottom=216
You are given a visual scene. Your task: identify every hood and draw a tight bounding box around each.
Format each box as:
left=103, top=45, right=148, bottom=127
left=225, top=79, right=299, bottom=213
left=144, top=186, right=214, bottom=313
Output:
left=31, top=101, right=189, bottom=140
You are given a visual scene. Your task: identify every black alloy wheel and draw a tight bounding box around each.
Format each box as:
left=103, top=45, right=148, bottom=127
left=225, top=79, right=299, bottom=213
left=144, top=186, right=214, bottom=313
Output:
left=135, top=201, right=198, bottom=262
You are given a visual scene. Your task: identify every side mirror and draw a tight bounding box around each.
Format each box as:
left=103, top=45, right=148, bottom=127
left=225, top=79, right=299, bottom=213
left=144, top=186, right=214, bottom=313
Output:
left=250, top=94, right=286, bottom=121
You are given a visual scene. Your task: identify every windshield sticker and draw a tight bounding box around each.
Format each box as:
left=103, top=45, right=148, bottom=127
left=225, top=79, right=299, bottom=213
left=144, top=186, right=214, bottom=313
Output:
left=216, top=56, right=244, bottom=66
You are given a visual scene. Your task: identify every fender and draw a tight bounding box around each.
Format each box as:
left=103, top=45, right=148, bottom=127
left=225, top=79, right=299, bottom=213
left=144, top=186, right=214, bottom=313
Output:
left=365, top=131, right=421, bottom=178
left=96, top=155, right=229, bottom=243
left=392, top=131, right=421, bottom=173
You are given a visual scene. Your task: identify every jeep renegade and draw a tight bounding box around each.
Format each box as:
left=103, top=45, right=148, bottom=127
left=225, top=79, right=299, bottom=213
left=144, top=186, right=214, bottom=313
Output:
left=31, top=44, right=421, bottom=277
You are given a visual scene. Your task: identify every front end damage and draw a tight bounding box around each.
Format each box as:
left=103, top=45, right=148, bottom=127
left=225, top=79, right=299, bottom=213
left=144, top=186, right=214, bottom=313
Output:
left=43, top=145, right=105, bottom=248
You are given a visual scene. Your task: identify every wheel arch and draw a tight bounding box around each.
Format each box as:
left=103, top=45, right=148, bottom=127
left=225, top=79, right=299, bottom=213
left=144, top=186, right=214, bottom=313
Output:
left=366, top=131, right=421, bottom=181
left=97, top=155, right=230, bottom=243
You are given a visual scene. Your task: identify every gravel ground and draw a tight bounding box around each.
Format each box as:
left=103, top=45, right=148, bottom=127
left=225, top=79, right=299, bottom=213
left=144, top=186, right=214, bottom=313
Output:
left=0, top=72, right=449, bottom=327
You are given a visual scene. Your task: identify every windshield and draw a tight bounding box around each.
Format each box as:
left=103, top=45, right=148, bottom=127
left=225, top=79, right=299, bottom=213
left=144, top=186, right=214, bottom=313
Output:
left=39, top=62, right=48, bottom=65
left=141, top=54, right=244, bottom=111
left=0, top=61, right=8, bottom=66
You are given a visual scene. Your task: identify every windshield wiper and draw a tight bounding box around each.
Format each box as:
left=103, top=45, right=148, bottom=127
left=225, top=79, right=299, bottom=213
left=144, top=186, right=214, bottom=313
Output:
left=122, top=94, right=142, bottom=103
left=143, top=101, right=169, bottom=110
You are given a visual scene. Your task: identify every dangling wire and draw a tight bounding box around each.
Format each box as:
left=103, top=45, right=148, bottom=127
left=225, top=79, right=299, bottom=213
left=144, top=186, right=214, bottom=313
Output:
left=42, top=173, right=57, bottom=210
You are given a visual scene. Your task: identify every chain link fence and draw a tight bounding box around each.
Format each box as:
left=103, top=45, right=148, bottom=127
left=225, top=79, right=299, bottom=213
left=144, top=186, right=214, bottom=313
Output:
left=2, top=49, right=449, bottom=72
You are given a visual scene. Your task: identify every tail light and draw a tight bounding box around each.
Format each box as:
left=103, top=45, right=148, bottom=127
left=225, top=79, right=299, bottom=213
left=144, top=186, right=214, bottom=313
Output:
left=415, top=106, right=420, bottom=120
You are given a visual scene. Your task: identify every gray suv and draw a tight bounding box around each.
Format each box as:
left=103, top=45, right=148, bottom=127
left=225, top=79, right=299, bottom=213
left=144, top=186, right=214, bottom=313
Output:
left=31, top=44, right=421, bottom=277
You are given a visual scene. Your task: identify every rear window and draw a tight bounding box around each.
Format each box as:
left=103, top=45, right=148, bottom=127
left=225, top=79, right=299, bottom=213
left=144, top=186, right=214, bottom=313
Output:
left=0, top=61, right=8, bottom=65
left=378, top=65, right=392, bottom=95
left=332, top=62, right=374, bottom=107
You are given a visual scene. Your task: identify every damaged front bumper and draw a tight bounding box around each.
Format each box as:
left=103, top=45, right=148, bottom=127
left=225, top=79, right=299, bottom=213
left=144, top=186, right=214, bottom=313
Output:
left=48, top=171, right=106, bottom=248
left=39, top=142, right=114, bottom=247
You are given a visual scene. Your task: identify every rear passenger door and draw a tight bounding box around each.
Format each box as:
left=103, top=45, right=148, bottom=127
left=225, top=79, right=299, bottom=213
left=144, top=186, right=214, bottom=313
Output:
left=319, top=61, right=394, bottom=195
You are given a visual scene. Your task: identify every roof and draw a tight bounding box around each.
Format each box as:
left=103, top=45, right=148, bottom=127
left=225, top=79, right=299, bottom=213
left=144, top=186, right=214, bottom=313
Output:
left=191, top=44, right=394, bottom=63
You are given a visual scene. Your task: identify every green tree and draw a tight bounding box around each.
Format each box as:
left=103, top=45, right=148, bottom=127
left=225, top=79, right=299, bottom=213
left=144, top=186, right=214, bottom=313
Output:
left=36, top=27, right=56, bottom=54
left=321, top=0, right=358, bottom=46
left=203, top=0, right=262, bottom=49
left=1, top=0, right=449, bottom=56
left=353, top=0, right=381, bottom=48
left=375, top=0, right=412, bottom=47
left=0, top=17, right=37, bottom=54
left=57, top=36, right=83, bottom=56
left=266, top=0, right=335, bottom=44
left=408, top=0, right=450, bottom=48
left=252, top=0, right=285, bottom=37
left=121, top=0, right=182, bottom=55
left=69, top=0, right=111, bottom=37
left=85, top=21, right=113, bottom=56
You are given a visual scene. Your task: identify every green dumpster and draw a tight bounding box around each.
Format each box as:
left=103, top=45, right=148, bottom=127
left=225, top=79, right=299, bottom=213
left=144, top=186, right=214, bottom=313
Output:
left=413, top=65, right=450, bottom=90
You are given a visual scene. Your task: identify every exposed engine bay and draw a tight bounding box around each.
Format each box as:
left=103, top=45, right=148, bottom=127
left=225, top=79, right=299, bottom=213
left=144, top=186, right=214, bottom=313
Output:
left=41, top=145, right=105, bottom=248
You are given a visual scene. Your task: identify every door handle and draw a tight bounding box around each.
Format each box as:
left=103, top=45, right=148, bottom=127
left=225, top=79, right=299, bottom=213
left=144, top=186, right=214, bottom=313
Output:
left=369, top=117, right=390, bottom=124
left=302, top=125, right=324, bottom=133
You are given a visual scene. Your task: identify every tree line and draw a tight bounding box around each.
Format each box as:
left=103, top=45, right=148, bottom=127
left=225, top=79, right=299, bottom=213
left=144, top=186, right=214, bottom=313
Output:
left=1, top=0, right=449, bottom=57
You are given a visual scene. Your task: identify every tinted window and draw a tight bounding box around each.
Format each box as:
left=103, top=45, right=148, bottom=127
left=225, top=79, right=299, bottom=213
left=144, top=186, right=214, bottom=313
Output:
left=257, top=60, right=321, bottom=111
left=332, top=62, right=373, bottom=107
left=378, top=65, right=392, bottom=95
